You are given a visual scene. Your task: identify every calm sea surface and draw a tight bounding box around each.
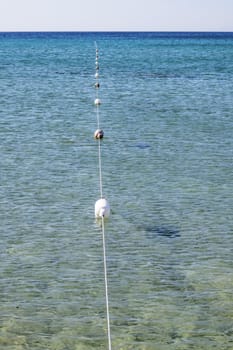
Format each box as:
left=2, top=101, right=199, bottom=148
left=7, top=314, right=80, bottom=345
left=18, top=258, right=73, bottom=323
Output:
left=0, top=32, right=233, bottom=349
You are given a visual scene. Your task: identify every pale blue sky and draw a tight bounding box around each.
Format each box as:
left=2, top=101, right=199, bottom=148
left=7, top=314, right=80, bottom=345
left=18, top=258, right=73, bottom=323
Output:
left=0, top=0, right=232, bottom=31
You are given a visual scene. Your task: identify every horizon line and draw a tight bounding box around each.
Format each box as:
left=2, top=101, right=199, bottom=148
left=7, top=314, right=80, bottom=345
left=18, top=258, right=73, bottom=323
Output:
left=0, top=30, right=232, bottom=33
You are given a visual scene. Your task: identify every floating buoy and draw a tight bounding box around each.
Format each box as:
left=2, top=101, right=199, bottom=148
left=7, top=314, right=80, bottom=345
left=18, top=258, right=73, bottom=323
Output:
left=95, top=198, right=110, bottom=218
left=94, top=129, right=104, bottom=139
left=95, top=72, right=99, bottom=79
left=94, top=98, right=101, bottom=105
left=95, top=82, right=100, bottom=88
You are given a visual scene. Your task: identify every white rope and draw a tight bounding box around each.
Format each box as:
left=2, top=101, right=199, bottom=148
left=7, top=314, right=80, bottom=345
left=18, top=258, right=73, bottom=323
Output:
left=96, top=102, right=103, bottom=198
left=102, top=215, right=112, bottom=350
left=95, top=42, right=103, bottom=198
left=98, top=137, right=103, bottom=199
left=94, top=42, right=112, bottom=350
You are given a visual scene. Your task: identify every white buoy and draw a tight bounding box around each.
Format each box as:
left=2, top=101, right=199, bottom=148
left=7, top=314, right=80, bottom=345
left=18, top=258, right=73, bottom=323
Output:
left=94, top=98, right=101, bottom=105
left=95, top=72, right=99, bottom=79
left=94, top=129, right=104, bottom=139
left=95, top=198, right=110, bottom=219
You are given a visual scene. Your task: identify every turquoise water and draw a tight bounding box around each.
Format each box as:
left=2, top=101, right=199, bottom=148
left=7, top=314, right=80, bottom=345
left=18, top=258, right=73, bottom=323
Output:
left=0, top=32, right=233, bottom=349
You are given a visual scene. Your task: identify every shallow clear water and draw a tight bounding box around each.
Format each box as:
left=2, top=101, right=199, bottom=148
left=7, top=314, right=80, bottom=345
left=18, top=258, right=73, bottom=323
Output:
left=0, top=32, right=233, bottom=349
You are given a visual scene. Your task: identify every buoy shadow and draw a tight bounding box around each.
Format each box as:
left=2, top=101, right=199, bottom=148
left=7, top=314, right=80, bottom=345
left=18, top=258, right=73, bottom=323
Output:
left=95, top=216, right=110, bottom=229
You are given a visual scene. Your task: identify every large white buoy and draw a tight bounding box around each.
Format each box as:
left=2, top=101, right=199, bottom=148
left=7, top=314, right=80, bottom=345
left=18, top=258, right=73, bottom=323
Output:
left=95, top=198, right=110, bottom=219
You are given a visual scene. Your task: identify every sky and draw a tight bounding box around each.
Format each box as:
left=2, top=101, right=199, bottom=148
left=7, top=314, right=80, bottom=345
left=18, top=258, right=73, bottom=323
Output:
left=0, top=0, right=233, bottom=32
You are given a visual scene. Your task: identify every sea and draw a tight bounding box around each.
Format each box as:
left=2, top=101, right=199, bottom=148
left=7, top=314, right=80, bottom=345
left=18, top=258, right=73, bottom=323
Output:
left=0, top=32, right=232, bottom=350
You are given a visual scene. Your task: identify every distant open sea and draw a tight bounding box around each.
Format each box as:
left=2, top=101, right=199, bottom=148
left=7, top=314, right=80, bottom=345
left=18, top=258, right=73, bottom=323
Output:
left=0, top=32, right=233, bottom=349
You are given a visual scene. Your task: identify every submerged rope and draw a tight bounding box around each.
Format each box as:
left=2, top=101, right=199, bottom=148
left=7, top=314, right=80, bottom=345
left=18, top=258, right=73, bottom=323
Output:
left=94, top=42, right=112, bottom=350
